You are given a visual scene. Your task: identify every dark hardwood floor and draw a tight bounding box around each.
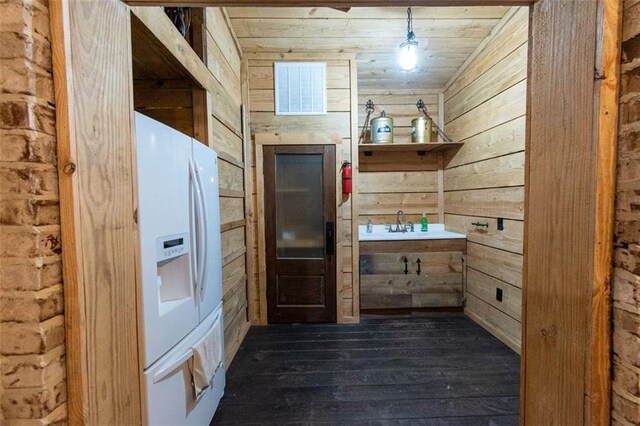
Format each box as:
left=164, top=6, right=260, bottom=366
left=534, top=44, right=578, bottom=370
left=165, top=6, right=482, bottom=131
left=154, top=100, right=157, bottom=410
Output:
left=212, top=314, right=520, bottom=425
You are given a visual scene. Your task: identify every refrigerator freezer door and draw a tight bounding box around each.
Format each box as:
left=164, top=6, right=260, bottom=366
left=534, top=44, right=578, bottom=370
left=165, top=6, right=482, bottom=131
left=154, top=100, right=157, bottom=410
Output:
left=191, top=141, right=223, bottom=321
left=135, top=112, right=200, bottom=368
left=143, top=305, right=225, bottom=426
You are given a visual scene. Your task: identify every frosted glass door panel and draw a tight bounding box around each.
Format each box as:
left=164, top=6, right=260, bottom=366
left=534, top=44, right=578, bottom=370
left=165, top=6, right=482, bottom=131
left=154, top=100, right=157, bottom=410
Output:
left=275, top=154, right=324, bottom=259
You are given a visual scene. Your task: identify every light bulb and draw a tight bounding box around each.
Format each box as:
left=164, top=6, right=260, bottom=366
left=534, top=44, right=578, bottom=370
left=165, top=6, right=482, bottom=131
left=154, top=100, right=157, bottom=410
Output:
left=399, top=41, right=418, bottom=72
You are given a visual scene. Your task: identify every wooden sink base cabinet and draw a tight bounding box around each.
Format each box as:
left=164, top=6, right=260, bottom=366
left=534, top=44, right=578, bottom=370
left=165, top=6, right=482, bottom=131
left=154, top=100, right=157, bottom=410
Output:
left=359, top=239, right=467, bottom=311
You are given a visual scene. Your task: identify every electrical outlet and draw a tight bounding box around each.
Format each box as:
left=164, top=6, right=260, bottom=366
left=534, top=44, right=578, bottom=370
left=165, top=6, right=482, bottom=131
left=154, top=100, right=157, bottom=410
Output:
left=497, top=217, right=504, bottom=231
left=496, top=288, right=503, bottom=302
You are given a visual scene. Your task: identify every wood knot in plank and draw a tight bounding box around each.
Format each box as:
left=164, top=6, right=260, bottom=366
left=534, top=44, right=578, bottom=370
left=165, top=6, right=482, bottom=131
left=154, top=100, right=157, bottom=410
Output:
left=540, top=324, right=557, bottom=339
left=62, top=162, right=76, bottom=174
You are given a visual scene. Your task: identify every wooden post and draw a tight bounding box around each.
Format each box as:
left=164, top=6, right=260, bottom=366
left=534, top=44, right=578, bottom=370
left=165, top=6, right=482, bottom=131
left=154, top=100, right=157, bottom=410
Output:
left=522, top=0, right=620, bottom=423
left=50, top=0, right=142, bottom=424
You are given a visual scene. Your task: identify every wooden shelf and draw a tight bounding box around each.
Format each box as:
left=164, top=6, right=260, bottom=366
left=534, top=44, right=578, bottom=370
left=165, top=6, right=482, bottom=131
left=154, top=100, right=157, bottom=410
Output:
left=131, top=9, right=203, bottom=83
left=359, top=142, right=463, bottom=156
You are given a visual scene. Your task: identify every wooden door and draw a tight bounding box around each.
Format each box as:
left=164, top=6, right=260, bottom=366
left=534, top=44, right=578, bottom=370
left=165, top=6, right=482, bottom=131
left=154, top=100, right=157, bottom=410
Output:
left=263, top=145, right=336, bottom=323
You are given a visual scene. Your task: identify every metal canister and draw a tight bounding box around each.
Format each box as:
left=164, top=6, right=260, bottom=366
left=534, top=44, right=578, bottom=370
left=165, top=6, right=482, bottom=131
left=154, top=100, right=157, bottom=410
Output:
left=370, top=111, right=394, bottom=144
left=411, top=117, right=432, bottom=143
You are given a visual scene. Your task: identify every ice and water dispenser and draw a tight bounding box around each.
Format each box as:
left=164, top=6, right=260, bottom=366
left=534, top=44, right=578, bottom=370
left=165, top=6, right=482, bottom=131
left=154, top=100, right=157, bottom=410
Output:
left=155, top=232, right=192, bottom=314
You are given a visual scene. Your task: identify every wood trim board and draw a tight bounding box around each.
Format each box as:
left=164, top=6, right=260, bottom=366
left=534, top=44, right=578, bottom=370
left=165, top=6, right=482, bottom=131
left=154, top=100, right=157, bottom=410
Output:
left=241, top=59, right=259, bottom=325
left=349, top=57, right=360, bottom=324
left=255, top=145, right=268, bottom=324
left=360, top=239, right=467, bottom=254
left=255, top=132, right=343, bottom=145
left=49, top=1, right=86, bottom=420
left=336, top=142, right=345, bottom=321
left=588, top=0, right=621, bottom=422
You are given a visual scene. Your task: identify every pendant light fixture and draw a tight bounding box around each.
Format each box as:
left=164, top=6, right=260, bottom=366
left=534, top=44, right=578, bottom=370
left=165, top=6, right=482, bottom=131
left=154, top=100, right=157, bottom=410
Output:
left=399, top=7, right=418, bottom=72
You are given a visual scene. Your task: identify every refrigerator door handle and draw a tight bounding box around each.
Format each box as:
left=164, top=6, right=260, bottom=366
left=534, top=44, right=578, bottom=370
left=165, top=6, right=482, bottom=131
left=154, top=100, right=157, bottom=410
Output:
left=151, top=307, right=222, bottom=383
left=188, top=159, right=198, bottom=293
left=189, top=159, right=205, bottom=295
left=193, top=158, right=209, bottom=302
left=152, top=348, right=194, bottom=384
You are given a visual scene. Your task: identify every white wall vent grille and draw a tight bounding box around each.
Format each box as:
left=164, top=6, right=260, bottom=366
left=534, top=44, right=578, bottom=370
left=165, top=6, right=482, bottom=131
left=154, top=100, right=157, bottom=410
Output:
left=274, top=62, right=327, bottom=115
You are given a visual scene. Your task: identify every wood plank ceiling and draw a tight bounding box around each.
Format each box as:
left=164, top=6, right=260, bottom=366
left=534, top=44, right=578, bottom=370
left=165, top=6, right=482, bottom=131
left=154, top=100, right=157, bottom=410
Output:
left=227, top=7, right=510, bottom=90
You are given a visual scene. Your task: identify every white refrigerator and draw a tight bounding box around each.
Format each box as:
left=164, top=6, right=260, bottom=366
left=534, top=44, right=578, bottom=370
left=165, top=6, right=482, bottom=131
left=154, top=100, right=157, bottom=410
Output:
left=135, top=112, right=225, bottom=425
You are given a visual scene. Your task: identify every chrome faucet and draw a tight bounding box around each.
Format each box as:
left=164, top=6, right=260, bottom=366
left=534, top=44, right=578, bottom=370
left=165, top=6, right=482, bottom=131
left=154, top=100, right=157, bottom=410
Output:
left=396, top=210, right=406, bottom=230
left=385, top=210, right=413, bottom=233
left=385, top=211, right=415, bottom=233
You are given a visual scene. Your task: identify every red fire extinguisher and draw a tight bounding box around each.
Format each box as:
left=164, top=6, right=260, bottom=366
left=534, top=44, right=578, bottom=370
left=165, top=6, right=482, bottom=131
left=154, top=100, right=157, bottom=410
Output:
left=340, top=161, right=352, bottom=195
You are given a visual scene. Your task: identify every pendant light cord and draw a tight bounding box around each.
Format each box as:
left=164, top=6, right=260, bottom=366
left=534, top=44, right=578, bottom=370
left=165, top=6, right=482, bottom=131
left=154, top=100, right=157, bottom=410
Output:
left=406, top=8, right=414, bottom=40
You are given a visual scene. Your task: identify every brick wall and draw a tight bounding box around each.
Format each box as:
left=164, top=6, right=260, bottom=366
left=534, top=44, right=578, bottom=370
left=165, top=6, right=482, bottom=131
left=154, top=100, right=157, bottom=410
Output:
left=612, top=3, right=640, bottom=425
left=0, top=0, right=67, bottom=423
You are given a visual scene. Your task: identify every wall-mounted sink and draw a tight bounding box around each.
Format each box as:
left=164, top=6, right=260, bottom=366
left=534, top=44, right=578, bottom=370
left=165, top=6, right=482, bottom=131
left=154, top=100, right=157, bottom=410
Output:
left=359, top=224, right=466, bottom=241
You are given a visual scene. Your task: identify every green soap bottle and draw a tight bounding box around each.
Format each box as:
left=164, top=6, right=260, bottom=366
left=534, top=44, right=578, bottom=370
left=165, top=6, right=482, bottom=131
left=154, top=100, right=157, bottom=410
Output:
left=421, top=212, right=428, bottom=232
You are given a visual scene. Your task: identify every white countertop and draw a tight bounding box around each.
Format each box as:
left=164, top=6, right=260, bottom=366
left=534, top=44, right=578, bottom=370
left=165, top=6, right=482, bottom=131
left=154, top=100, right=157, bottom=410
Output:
left=359, top=224, right=466, bottom=241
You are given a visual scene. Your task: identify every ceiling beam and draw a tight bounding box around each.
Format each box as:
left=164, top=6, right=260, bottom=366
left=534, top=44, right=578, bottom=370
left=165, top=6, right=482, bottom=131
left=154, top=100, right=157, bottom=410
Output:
left=124, top=1, right=533, bottom=6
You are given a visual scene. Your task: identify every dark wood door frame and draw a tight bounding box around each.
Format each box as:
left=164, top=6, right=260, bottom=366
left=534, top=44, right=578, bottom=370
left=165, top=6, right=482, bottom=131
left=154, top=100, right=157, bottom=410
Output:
left=263, top=145, right=337, bottom=323
left=54, top=0, right=621, bottom=424
left=253, top=132, right=346, bottom=327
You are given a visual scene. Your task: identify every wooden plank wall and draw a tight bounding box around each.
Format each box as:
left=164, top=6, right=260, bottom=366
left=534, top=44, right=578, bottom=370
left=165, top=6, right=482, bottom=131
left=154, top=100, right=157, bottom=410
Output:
left=246, top=53, right=359, bottom=323
left=133, top=81, right=196, bottom=137
left=442, top=7, right=528, bottom=353
left=357, top=89, right=442, bottom=227
left=358, top=89, right=440, bottom=144
left=201, top=8, right=250, bottom=366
